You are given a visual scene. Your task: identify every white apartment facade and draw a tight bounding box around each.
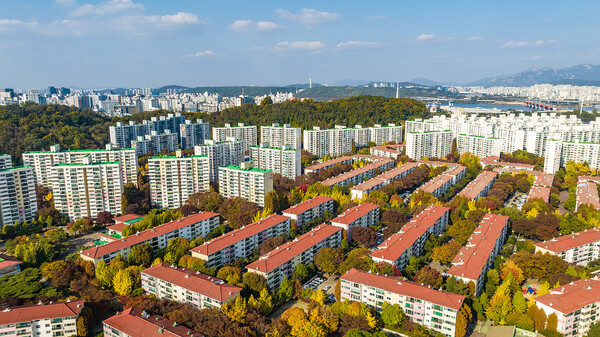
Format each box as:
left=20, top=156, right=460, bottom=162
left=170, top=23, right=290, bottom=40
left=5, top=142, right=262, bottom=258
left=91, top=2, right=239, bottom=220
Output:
left=191, top=214, right=291, bottom=269
left=212, top=123, right=257, bottom=152
left=456, top=134, right=502, bottom=158
left=218, top=162, right=273, bottom=207
left=50, top=158, right=123, bottom=220
left=23, top=143, right=138, bottom=186
left=0, top=300, right=84, bottom=337
left=405, top=130, right=453, bottom=160
left=282, top=196, right=334, bottom=229
left=250, top=144, right=302, bottom=179
left=194, top=138, right=244, bottom=182
left=303, top=126, right=354, bottom=158
left=131, top=130, right=179, bottom=156
left=109, top=113, right=185, bottom=148
left=0, top=155, right=11, bottom=169
left=261, top=123, right=302, bottom=150
left=535, top=227, right=600, bottom=266
left=331, top=203, right=380, bottom=241
left=179, top=119, right=209, bottom=149
left=148, top=152, right=210, bottom=209
left=0, top=165, right=37, bottom=226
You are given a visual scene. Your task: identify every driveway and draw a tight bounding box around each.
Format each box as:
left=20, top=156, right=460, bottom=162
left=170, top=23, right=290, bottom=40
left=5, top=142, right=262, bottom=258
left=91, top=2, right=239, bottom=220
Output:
left=58, top=229, right=105, bottom=259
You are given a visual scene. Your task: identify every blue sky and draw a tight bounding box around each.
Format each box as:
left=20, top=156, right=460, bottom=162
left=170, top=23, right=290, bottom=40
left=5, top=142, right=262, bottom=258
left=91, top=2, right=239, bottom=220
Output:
left=0, top=0, right=598, bottom=89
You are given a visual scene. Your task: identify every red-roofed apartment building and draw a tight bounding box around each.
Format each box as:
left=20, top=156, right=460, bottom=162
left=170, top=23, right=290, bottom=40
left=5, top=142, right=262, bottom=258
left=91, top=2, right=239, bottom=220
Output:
left=0, top=254, right=22, bottom=278
left=527, top=186, right=551, bottom=203
left=371, top=205, right=450, bottom=269
left=576, top=179, right=600, bottom=211
left=246, top=224, right=342, bottom=290
left=340, top=268, right=465, bottom=337
left=282, top=196, right=334, bottom=229
left=141, top=263, right=241, bottom=309
left=370, top=144, right=405, bottom=159
left=0, top=300, right=84, bottom=337
left=350, top=162, right=418, bottom=199
left=320, top=159, right=394, bottom=187
left=457, top=171, right=498, bottom=200
left=103, top=307, right=204, bottom=337
left=418, top=165, right=467, bottom=197
left=190, top=214, right=291, bottom=269
left=447, top=213, right=509, bottom=296
left=534, top=276, right=600, bottom=337
left=330, top=203, right=380, bottom=241
left=535, top=227, right=600, bottom=265
left=80, top=212, right=220, bottom=265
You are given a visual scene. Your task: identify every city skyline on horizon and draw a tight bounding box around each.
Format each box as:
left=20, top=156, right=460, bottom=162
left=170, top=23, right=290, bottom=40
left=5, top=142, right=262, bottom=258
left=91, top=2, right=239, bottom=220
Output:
left=1, top=0, right=599, bottom=89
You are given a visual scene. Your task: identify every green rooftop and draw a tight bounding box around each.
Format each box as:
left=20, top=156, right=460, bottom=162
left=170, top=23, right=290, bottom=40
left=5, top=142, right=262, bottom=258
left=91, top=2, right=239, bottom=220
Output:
left=0, top=165, right=32, bottom=172
left=54, top=161, right=120, bottom=166
left=221, top=165, right=271, bottom=173
left=149, top=155, right=208, bottom=159
left=25, top=148, right=135, bottom=154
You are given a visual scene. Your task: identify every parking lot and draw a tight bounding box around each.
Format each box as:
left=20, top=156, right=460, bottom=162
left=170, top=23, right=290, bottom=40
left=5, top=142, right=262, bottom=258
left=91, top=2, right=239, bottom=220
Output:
left=505, top=192, right=527, bottom=210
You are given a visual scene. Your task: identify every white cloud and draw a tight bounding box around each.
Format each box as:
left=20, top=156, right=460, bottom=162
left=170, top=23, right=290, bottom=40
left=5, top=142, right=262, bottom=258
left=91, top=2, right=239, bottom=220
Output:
left=272, top=41, right=325, bottom=52
left=415, top=33, right=435, bottom=41
left=55, top=0, right=76, bottom=6
left=0, top=19, right=38, bottom=32
left=369, top=14, right=387, bottom=21
left=231, top=19, right=281, bottom=33
left=337, top=41, right=382, bottom=49
left=73, top=0, right=144, bottom=16
left=276, top=8, right=339, bottom=26
left=111, top=12, right=204, bottom=36
left=502, top=40, right=556, bottom=48
left=183, top=50, right=214, bottom=58
left=467, top=36, right=483, bottom=41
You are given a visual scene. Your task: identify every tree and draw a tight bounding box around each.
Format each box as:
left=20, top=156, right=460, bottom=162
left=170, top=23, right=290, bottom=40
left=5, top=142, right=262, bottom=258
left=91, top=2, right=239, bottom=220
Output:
left=278, top=277, right=294, bottom=302
left=352, top=226, right=377, bottom=247
left=248, top=288, right=274, bottom=315
left=221, top=295, right=247, bottom=324
left=76, top=315, right=88, bottom=337
left=265, top=190, right=282, bottom=213
left=95, top=260, right=116, bottom=288
left=546, top=313, right=558, bottom=332
left=486, top=282, right=513, bottom=324
left=260, top=236, right=287, bottom=255
left=345, top=330, right=387, bottom=337
left=414, top=265, right=443, bottom=288
left=589, top=321, right=600, bottom=337
left=431, top=240, right=461, bottom=264
left=113, top=269, right=134, bottom=295
left=217, top=266, right=242, bottom=285
left=292, top=263, right=309, bottom=282
left=512, top=291, right=527, bottom=314
left=455, top=305, right=472, bottom=337
left=381, top=302, right=404, bottom=328
left=243, top=272, right=268, bottom=293
left=96, top=211, right=113, bottom=226
left=179, top=204, right=199, bottom=217
left=314, top=247, right=343, bottom=274
left=127, top=243, right=153, bottom=267
left=334, top=278, right=341, bottom=301
left=41, top=260, right=66, bottom=281
left=310, top=290, right=327, bottom=306
left=164, top=237, right=190, bottom=264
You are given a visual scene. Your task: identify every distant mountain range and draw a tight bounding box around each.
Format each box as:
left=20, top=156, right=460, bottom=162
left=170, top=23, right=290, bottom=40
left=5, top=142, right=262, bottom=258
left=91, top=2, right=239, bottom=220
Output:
left=467, top=64, right=600, bottom=87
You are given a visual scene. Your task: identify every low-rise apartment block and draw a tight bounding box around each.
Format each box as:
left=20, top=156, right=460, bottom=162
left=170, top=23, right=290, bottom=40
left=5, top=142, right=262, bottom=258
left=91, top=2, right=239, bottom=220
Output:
left=179, top=119, right=209, bottom=149
left=370, top=144, right=405, bottom=159
left=534, top=277, right=600, bottom=337
left=212, top=123, right=257, bottom=152
left=103, top=307, right=204, bottom=337
left=527, top=186, right=551, bottom=202
left=141, top=263, right=241, bottom=309
left=576, top=179, right=600, bottom=211
left=331, top=203, right=380, bottom=241
left=261, top=123, right=302, bottom=150
left=350, top=162, right=418, bottom=199
left=0, top=165, right=37, bottom=226
left=194, top=138, right=244, bottom=182
left=0, top=300, right=84, bottom=337
left=250, top=144, right=301, bottom=179
left=405, top=130, right=453, bottom=160
left=535, top=227, right=600, bottom=265
left=282, top=196, right=334, bottom=229
left=457, top=171, right=498, bottom=200
left=23, top=143, right=138, bottom=186
left=148, top=152, right=210, bottom=209
left=371, top=205, right=450, bottom=269
left=321, top=159, right=394, bottom=187
left=190, top=214, right=291, bottom=269
left=340, top=268, right=465, bottom=337
left=50, top=158, right=123, bottom=220
left=479, top=156, right=535, bottom=171
left=246, top=224, right=342, bottom=290
left=80, top=212, right=220, bottom=265
left=447, top=213, right=509, bottom=296
left=304, top=154, right=386, bottom=174
left=418, top=165, right=467, bottom=197
left=218, top=162, right=273, bottom=207
left=0, top=254, right=22, bottom=278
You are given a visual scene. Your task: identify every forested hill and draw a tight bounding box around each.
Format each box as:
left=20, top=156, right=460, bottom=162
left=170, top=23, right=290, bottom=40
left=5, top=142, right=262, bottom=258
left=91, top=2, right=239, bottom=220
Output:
left=0, top=96, right=430, bottom=162
left=188, top=95, right=431, bottom=130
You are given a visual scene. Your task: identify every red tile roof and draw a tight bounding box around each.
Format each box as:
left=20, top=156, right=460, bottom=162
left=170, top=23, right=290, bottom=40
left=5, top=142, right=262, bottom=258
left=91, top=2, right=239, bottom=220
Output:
left=535, top=277, right=600, bottom=314
left=576, top=181, right=600, bottom=209
left=527, top=186, right=551, bottom=202
left=447, top=214, right=509, bottom=281
left=370, top=205, right=449, bottom=262
left=350, top=178, right=385, bottom=192
left=0, top=300, right=84, bottom=325
left=304, top=156, right=353, bottom=172
left=0, top=254, right=22, bottom=271
left=106, top=223, right=126, bottom=233
left=458, top=171, right=498, bottom=199
left=282, top=196, right=333, bottom=215
left=479, top=156, right=535, bottom=170
left=579, top=176, right=600, bottom=184
left=417, top=160, right=458, bottom=168
left=190, top=214, right=290, bottom=256
left=419, top=174, right=453, bottom=194
left=534, top=173, right=554, bottom=188
left=371, top=144, right=405, bottom=154
left=246, top=224, right=341, bottom=273
left=114, top=213, right=143, bottom=223
left=331, top=203, right=380, bottom=225
left=142, top=263, right=241, bottom=301
left=535, top=227, right=600, bottom=253
left=376, top=162, right=419, bottom=181
left=81, top=212, right=219, bottom=259
left=321, top=159, right=394, bottom=186
left=103, top=307, right=204, bottom=337
left=341, top=268, right=465, bottom=310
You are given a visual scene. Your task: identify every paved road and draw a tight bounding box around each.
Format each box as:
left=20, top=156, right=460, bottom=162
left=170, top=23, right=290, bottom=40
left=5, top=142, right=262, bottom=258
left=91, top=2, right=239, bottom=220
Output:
left=58, top=229, right=104, bottom=260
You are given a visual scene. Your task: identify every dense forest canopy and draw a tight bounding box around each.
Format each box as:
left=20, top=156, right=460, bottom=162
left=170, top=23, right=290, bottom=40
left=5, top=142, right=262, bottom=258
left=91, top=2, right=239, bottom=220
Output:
left=0, top=96, right=430, bottom=162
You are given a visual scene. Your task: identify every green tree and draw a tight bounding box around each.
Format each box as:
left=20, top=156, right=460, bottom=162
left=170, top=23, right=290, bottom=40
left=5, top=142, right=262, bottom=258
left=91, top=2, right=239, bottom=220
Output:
left=41, top=260, right=66, bottom=281
left=512, top=291, right=527, bottom=314
left=278, top=277, right=294, bottom=302
left=221, top=296, right=247, bottom=324
left=127, top=243, right=153, bottom=267
left=243, top=272, right=268, bottom=293
left=486, top=282, right=513, bottom=324
left=589, top=321, right=600, bottom=337
left=546, top=313, right=558, bottom=332
left=217, top=266, right=242, bottom=285
left=95, top=260, right=116, bottom=288
left=380, top=302, right=404, bottom=328
left=314, top=247, right=343, bottom=274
